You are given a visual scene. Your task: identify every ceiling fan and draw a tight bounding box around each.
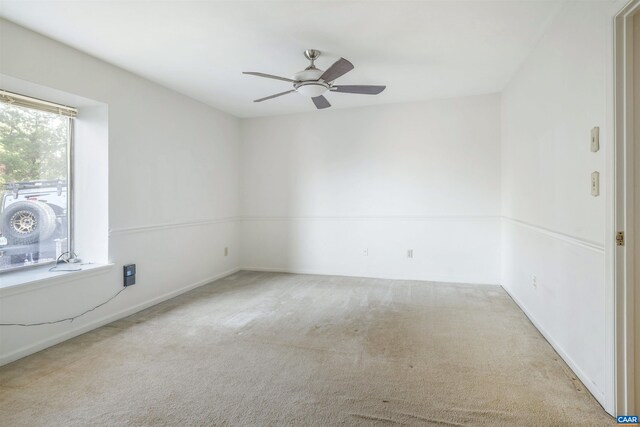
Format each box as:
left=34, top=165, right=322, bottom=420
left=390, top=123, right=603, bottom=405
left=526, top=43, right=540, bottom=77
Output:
left=243, top=49, right=386, bottom=109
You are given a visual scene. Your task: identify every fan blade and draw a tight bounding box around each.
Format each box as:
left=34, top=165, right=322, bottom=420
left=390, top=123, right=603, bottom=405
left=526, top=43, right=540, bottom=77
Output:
left=312, top=95, right=331, bottom=109
left=243, top=72, right=296, bottom=83
left=331, top=85, right=386, bottom=95
left=319, top=58, right=354, bottom=82
left=254, top=90, right=296, bottom=103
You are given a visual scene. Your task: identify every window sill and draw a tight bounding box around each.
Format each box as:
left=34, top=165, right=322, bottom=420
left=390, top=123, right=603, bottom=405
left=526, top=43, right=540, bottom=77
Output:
left=0, top=263, right=114, bottom=297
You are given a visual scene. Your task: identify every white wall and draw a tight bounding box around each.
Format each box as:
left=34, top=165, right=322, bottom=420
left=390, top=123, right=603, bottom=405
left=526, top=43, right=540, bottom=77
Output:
left=0, top=19, right=241, bottom=364
left=500, top=1, right=612, bottom=412
left=240, top=95, right=501, bottom=284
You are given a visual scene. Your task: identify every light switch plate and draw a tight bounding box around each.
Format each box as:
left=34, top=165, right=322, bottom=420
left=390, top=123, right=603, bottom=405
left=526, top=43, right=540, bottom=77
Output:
left=591, top=171, right=600, bottom=196
left=591, top=127, right=600, bottom=152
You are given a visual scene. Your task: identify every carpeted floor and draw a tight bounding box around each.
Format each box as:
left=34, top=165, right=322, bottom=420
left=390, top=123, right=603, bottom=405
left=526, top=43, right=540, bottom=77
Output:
left=0, top=271, right=613, bottom=426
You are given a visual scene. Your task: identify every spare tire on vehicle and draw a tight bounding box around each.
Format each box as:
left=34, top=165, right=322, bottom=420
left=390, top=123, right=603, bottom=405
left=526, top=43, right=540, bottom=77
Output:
left=0, top=201, right=57, bottom=245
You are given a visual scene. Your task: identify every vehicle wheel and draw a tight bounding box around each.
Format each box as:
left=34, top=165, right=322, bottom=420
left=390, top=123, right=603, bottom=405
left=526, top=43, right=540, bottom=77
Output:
left=0, top=201, right=57, bottom=245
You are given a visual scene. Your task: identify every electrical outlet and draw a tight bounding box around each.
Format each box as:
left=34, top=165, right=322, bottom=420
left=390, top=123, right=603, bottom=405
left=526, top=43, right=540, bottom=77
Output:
left=532, top=275, right=537, bottom=289
left=407, top=249, right=414, bottom=259
left=224, top=247, right=229, bottom=256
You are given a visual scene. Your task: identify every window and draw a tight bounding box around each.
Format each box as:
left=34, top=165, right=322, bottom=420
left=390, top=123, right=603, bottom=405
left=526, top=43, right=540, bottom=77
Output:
left=0, top=90, right=77, bottom=272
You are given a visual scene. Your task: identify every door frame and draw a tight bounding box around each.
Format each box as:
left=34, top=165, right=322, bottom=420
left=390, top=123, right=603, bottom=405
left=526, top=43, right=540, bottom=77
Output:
left=614, top=0, right=640, bottom=415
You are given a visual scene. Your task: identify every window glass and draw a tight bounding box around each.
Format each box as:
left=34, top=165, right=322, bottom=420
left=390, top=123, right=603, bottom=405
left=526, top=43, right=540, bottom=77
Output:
left=0, top=102, right=70, bottom=271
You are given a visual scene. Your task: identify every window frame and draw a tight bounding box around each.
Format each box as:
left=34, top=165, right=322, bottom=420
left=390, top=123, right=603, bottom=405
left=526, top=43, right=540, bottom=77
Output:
left=0, top=90, right=77, bottom=273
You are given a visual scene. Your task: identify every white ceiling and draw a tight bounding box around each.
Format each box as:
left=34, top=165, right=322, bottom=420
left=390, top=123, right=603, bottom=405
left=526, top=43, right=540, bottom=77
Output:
left=0, top=1, right=570, bottom=118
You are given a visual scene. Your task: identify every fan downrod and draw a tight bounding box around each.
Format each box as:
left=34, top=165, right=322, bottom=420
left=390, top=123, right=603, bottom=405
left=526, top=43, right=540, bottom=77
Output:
left=304, top=49, right=321, bottom=68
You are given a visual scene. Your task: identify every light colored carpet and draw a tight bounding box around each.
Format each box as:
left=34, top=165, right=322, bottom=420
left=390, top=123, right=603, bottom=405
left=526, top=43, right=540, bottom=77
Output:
left=0, top=271, right=613, bottom=426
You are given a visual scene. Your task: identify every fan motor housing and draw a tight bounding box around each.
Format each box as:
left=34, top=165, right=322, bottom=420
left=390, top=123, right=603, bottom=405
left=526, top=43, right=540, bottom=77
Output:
left=293, top=67, right=330, bottom=98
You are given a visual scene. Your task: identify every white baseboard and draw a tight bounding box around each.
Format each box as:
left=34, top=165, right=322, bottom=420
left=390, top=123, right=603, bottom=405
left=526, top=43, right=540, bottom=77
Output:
left=501, top=285, right=610, bottom=414
left=240, top=266, right=498, bottom=286
left=0, top=267, right=240, bottom=367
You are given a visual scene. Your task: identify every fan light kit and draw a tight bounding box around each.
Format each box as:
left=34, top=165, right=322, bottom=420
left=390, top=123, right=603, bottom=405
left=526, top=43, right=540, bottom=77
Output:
left=243, top=49, right=386, bottom=110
